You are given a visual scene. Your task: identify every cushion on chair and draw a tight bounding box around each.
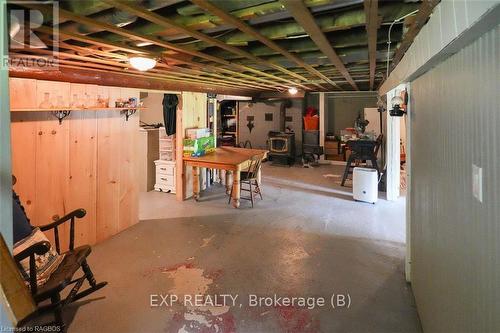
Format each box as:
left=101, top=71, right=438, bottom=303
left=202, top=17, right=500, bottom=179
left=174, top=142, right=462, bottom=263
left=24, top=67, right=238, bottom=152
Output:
left=34, top=245, right=91, bottom=302
left=13, top=228, right=65, bottom=287
left=12, top=191, right=33, bottom=243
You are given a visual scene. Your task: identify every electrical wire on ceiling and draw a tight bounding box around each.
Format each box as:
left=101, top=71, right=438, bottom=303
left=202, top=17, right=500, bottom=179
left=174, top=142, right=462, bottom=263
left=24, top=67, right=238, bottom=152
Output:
left=386, top=9, right=419, bottom=78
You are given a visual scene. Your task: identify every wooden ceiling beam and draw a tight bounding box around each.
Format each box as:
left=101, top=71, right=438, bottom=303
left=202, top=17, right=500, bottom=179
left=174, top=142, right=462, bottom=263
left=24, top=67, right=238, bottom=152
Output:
left=190, top=0, right=332, bottom=90
left=9, top=64, right=258, bottom=96
left=34, top=26, right=280, bottom=91
left=9, top=52, right=254, bottom=91
left=56, top=42, right=273, bottom=90
left=281, top=0, right=359, bottom=91
left=103, top=0, right=312, bottom=86
left=390, top=0, right=439, bottom=71
left=24, top=3, right=301, bottom=91
left=364, top=0, right=378, bottom=90
left=15, top=45, right=270, bottom=91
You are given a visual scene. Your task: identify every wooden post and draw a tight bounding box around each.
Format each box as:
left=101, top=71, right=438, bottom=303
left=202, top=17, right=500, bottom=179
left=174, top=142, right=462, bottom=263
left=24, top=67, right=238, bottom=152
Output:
left=176, top=93, right=185, bottom=201
left=386, top=86, right=402, bottom=201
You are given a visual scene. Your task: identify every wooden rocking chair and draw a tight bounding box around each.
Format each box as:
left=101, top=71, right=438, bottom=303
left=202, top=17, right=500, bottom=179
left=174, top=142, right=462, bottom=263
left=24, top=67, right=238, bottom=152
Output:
left=13, top=208, right=107, bottom=332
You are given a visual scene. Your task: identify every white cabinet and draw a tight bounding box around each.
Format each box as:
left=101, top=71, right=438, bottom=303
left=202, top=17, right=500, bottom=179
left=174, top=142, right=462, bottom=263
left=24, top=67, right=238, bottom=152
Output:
left=154, top=160, right=176, bottom=193
left=154, top=129, right=176, bottom=193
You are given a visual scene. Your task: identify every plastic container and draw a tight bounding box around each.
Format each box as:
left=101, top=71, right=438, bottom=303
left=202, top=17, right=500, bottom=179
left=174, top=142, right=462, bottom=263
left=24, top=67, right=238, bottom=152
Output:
left=160, top=150, right=174, bottom=161
left=303, top=116, right=319, bottom=130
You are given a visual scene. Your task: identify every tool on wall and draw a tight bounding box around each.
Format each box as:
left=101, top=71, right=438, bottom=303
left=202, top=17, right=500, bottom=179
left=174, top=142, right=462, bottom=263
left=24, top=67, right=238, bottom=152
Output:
left=246, top=116, right=255, bottom=132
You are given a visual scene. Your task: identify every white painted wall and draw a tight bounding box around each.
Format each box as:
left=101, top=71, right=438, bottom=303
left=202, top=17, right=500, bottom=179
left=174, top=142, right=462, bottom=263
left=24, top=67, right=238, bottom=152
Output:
left=238, top=100, right=303, bottom=155
left=140, top=92, right=164, bottom=125
left=410, top=25, right=499, bottom=331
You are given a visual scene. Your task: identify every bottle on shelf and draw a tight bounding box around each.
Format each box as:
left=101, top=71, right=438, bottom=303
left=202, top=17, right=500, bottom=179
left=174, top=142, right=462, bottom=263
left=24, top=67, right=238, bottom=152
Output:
left=39, top=92, right=53, bottom=109
left=55, top=95, right=66, bottom=109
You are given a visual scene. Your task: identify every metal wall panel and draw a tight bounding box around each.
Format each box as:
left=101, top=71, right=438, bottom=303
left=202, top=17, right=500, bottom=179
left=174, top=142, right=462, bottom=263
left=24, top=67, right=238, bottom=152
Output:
left=410, top=25, right=499, bottom=332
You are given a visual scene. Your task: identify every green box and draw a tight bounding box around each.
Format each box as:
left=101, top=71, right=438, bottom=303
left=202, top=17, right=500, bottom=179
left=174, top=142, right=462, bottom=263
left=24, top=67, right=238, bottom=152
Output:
left=183, top=136, right=215, bottom=157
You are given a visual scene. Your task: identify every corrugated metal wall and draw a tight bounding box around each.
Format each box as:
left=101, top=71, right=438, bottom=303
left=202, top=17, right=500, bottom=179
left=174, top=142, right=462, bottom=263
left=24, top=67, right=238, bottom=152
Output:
left=410, top=25, right=499, bottom=332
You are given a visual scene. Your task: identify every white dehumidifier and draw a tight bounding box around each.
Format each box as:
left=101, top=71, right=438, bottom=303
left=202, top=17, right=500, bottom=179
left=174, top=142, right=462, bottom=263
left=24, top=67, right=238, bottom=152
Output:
left=353, top=167, right=378, bottom=204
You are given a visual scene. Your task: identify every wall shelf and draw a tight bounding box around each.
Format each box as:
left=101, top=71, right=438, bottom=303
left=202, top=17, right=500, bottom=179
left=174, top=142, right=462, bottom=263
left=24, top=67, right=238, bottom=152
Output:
left=11, top=107, right=147, bottom=123
left=10, top=107, right=147, bottom=112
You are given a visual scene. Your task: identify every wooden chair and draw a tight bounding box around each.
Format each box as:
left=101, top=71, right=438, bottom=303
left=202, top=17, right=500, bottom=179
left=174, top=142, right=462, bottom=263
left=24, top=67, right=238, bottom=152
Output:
left=0, top=234, right=37, bottom=329
left=13, top=208, right=107, bottom=332
left=228, top=155, right=263, bottom=207
left=374, top=134, right=383, bottom=157
left=238, top=140, right=253, bottom=149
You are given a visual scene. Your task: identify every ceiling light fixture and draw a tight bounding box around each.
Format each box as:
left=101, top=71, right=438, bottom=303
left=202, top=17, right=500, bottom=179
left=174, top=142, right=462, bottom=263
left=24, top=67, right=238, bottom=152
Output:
left=129, top=56, right=156, bottom=71
left=288, top=87, right=298, bottom=95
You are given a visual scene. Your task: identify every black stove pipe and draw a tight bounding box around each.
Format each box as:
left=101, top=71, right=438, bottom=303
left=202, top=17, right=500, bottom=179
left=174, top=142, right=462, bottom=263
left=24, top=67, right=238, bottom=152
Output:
left=279, top=99, right=292, bottom=132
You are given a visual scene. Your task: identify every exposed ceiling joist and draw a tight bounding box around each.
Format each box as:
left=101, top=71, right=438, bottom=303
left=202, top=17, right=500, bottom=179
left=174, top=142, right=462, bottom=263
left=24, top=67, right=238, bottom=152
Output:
left=10, top=63, right=258, bottom=96
left=103, top=0, right=313, bottom=87
left=390, top=0, right=440, bottom=71
left=34, top=45, right=268, bottom=91
left=12, top=52, right=258, bottom=91
left=24, top=3, right=309, bottom=91
left=34, top=25, right=279, bottom=91
left=364, top=0, right=378, bottom=90
left=9, top=1, right=424, bottom=93
left=281, top=0, right=359, bottom=91
left=190, top=0, right=335, bottom=90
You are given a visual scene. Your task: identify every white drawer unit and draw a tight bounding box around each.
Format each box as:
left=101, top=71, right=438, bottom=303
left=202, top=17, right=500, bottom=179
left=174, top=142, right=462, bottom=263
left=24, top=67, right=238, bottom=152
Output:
left=154, top=160, right=176, bottom=193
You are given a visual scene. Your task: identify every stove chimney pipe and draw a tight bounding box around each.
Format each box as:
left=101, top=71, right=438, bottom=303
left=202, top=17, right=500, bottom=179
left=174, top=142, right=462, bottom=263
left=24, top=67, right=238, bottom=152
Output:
left=280, top=99, right=292, bottom=132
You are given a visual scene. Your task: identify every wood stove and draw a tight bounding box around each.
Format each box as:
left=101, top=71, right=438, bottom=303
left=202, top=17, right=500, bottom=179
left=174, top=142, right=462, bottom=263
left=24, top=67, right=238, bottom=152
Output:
left=266, top=100, right=295, bottom=165
left=268, top=131, right=295, bottom=165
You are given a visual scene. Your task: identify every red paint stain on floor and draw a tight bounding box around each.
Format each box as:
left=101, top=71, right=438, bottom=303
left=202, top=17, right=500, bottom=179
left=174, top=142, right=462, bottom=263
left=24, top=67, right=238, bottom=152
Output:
left=161, top=262, right=196, bottom=273
left=142, top=262, right=196, bottom=278
left=205, top=269, right=224, bottom=280
left=275, top=306, right=320, bottom=333
left=167, top=309, right=236, bottom=333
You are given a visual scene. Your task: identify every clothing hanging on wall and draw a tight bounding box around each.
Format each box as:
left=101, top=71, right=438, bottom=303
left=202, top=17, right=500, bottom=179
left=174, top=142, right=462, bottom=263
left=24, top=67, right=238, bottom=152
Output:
left=162, top=94, right=178, bottom=136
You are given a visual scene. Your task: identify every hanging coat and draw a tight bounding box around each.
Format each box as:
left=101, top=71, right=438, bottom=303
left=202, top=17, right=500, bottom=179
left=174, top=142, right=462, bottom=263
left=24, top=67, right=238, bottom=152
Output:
left=162, top=94, right=178, bottom=136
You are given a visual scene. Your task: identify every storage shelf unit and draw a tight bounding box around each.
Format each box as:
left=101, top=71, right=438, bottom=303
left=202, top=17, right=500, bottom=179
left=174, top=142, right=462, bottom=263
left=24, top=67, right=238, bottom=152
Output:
left=219, top=100, right=238, bottom=146
left=155, top=130, right=176, bottom=193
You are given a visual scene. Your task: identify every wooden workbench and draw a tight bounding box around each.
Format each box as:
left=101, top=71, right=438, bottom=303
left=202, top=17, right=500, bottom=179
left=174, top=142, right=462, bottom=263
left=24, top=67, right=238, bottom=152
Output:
left=183, top=147, right=268, bottom=208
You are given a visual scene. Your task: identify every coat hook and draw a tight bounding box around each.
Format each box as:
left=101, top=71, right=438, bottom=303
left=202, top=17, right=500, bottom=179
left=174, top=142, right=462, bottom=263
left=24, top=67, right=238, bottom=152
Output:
left=122, top=109, right=137, bottom=121
left=52, top=110, right=71, bottom=124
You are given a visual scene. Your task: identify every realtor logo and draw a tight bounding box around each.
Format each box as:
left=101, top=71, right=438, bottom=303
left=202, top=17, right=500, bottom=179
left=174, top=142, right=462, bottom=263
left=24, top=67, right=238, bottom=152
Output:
left=5, top=1, right=59, bottom=70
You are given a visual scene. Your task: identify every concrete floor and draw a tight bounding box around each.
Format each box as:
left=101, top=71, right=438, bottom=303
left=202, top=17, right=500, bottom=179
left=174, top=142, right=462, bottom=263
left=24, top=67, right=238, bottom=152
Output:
left=60, top=163, right=420, bottom=333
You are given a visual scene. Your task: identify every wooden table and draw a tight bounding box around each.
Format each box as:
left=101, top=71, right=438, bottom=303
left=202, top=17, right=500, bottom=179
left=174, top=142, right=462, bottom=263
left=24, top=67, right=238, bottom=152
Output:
left=183, top=147, right=268, bottom=208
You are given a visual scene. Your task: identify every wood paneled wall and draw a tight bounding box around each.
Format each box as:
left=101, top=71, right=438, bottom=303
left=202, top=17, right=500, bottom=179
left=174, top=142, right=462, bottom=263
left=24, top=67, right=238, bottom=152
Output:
left=10, top=78, right=139, bottom=248
left=176, top=92, right=207, bottom=201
